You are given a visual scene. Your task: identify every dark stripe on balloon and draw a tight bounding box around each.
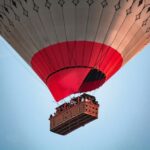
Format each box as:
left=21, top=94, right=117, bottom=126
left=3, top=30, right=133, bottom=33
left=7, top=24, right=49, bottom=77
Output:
left=45, top=66, right=104, bottom=83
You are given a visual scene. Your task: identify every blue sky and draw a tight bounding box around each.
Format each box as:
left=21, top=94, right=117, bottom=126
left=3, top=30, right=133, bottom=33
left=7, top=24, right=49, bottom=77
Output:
left=0, top=36, right=150, bottom=150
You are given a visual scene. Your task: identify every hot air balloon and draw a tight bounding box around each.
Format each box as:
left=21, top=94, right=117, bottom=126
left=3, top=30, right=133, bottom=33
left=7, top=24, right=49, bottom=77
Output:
left=0, top=0, right=150, bottom=135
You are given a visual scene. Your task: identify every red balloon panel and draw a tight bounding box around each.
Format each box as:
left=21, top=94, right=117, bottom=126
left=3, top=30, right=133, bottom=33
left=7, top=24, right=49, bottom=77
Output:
left=31, top=41, right=123, bottom=101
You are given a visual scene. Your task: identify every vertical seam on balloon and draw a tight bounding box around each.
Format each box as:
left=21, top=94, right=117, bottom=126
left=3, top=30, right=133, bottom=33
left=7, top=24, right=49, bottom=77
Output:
left=94, top=6, right=117, bottom=67
left=87, top=1, right=104, bottom=67
left=61, top=5, right=70, bottom=66
left=81, top=2, right=91, bottom=66
left=47, top=4, right=63, bottom=70
left=61, top=2, right=78, bottom=66
left=70, top=3, right=77, bottom=66
left=36, top=9, right=56, bottom=74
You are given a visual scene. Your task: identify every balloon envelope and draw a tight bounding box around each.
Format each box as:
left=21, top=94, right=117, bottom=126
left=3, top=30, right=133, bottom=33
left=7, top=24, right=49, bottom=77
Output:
left=0, top=0, right=149, bottom=101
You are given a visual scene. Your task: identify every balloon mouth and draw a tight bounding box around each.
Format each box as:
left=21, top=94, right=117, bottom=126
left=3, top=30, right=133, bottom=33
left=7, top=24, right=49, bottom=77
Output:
left=46, top=66, right=106, bottom=94
left=45, top=66, right=106, bottom=101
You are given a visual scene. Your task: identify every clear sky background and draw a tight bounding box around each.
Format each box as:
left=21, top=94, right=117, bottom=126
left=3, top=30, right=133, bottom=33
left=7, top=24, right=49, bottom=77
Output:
left=0, top=36, right=150, bottom=150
